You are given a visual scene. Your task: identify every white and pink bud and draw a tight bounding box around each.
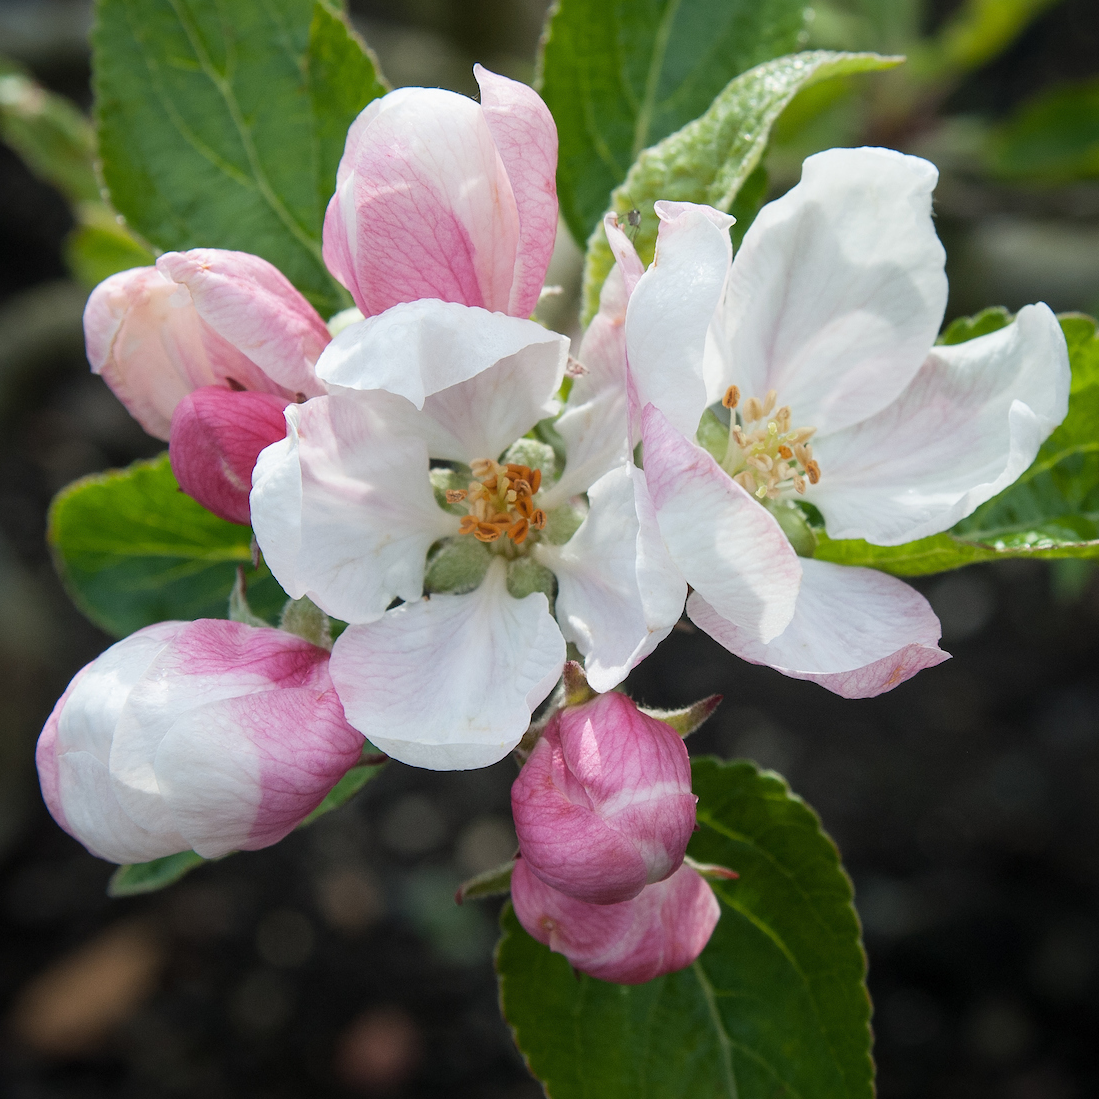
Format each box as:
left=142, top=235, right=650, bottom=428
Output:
left=511, top=691, right=697, bottom=905
left=84, top=248, right=328, bottom=440
left=510, top=858, right=720, bottom=984
left=35, top=620, right=363, bottom=865
left=169, top=387, right=291, bottom=524
left=322, top=65, right=558, bottom=320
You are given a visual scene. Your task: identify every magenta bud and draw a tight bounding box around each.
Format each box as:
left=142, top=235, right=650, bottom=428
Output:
left=511, top=691, right=696, bottom=905
left=511, top=858, right=720, bottom=984
left=169, top=385, right=290, bottom=524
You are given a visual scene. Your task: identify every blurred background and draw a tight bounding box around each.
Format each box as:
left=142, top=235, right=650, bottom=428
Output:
left=2, top=0, right=1099, bottom=1095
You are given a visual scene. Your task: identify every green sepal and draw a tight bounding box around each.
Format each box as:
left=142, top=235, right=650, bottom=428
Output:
left=228, top=567, right=268, bottom=627
left=299, top=758, right=386, bottom=827
left=279, top=595, right=332, bottom=650
left=503, top=439, right=556, bottom=483
left=767, top=501, right=819, bottom=558
left=639, top=694, right=722, bottom=738
left=696, top=407, right=729, bottom=464
left=108, top=850, right=207, bottom=897
left=506, top=557, right=557, bottom=601
left=424, top=537, right=491, bottom=594
left=455, top=860, right=515, bottom=905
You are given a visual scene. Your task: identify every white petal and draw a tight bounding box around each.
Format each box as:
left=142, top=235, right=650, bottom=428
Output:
left=544, top=266, right=630, bottom=505
left=253, top=395, right=458, bottom=623
left=57, top=752, right=185, bottom=864
left=251, top=406, right=305, bottom=597
left=315, top=299, right=567, bottom=409
left=642, top=405, right=800, bottom=643
left=810, top=303, right=1071, bottom=544
left=630, top=462, right=690, bottom=631
left=535, top=464, right=679, bottom=692
left=329, top=558, right=566, bottom=770
left=688, top=557, right=949, bottom=698
left=625, top=202, right=733, bottom=439
left=722, top=147, right=947, bottom=434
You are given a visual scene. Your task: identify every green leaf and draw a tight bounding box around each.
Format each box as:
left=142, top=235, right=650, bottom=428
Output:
left=48, top=453, right=286, bottom=637
left=987, top=77, right=1099, bottom=182
left=497, top=757, right=871, bottom=1099
left=64, top=213, right=159, bottom=287
left=93, top=0, right=386, bottom=316
left=579, top=51, right=902, bottom=323
left=539, top=0, right=810, bottom=249
left=937, top=305, right=1011, bottom=345
left=815, top=314, right=1099, bottom=575
left=108, top=850, right=206, bottom=896
left=928, top=0, right=1060, bottom=75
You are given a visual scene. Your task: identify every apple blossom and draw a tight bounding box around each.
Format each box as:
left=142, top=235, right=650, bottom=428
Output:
left=323, top=65, right=557, bottom=320
left=607, top=147, right=1070, bottom=698
left=511, top=690, right=696, bottom=904
left=510, top=858, right=720, bottom=984
left=84, top=247, right=331, bottom=520
left=35, top=619, right=362, bottom=864
left=250, top=299, right=684, bottom=771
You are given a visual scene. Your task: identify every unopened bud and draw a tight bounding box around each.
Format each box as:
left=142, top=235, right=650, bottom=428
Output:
left=510, top=859, right=720, bottom=984
left=511, top=691, right=696, bottom=905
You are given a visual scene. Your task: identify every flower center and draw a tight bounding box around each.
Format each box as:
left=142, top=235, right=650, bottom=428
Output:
left=447, top=459, right=547, bottom=546
left=719, top=386, right=820, bottom=500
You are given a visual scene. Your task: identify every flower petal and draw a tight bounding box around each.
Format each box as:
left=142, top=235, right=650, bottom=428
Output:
left=330, top=559, right=566, bottom=770
left=809, top=303, right=1071, bottom=544
left=321, top=86, right=520, bottom=316
left=251, top=397, right=457, bottom=623
left=474, top=64, right=559, bottom=319
left=536, top=464, right=679, bottom=691
left=721, top=147, right=947, bottom=434
left=603, top=213, right=646, bottom=297
left=642, top=404, right=800, bottom=643
left=84, top=266, right=263, bottom=440
left=687, top=557, right=950, bottom=698
left=544, top=265, right=630, bottom=504
left=155, top=250, right=329, bottom=397
left=315, top=300, right=567, bottom=411
left=170, top=386, right=289, bottom=525
left=109, top=621, right=336, bottom=836
left=154, top=686, right=362, bottom=858
left=624, top=201, right=734, bottom=440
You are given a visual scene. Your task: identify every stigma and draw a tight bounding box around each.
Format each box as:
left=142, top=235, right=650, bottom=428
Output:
left=447, top=459, right=547, bottom=546
left=719, top=386, right=820, bottom=499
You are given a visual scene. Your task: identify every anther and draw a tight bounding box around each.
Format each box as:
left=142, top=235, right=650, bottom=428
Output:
left=743, top=396, right=762, bottom=422
left=793, top=475, right=806, bottom=494
left=530, top=509, right=547, bottom=530
left=722, top=385, right=740, bottom=410
left=778, top=445, right=793, bottom=460
left=445, top=489, right=468, bottom=503
left=762, top=389, right=777, bottom=416
left=806, top=460, right=821, bottom=485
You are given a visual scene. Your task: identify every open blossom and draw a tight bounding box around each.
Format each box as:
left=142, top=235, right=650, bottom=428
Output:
left=84, top=248, right=330, bottom=522
left=36, top=620, right=362, bottom=864
left=510, top=858, right=720, bottom=984
left=607, top=148, right=1070, bottom=697
left=511, top=690, right=696, bottom=904
left=323, top=65, right=557, bottom=320
left=250, top=299, right=683, bottom=771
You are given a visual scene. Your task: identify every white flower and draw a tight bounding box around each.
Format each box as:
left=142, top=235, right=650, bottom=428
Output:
left=610, top=147, right=1070, bottom=697
left=250, top=300, right=682, bottom=769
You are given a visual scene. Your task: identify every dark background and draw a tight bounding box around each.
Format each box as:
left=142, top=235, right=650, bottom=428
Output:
left=1, top=0, right=1098, bottom=1096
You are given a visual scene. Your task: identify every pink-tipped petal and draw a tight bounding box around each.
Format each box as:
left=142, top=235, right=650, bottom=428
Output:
left=156, top=250, right=329, bottom=397
left=603, top=213, right=646, bottom=297
left=154, top=684, right=361, bottom=858
left=322, top=87, right=520, bottom=316
left=512, top=692, right=696, bottom=904
left=170, top=386, right=290, bottom=524
left=511, top=860, right=720, bottom=984
left=474, top=64, right=559, bottom=318
left=687, top=557, right=950, bottom=698
left=642, top=404, right=800, bottom=644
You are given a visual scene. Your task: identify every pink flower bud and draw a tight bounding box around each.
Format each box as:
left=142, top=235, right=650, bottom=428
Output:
left=510, top=858, right=720, bottom=984
left=322, top=65, right=557, bottom=320
left=35, top=620, right=363, bottom=864
left=84, top=249, right=328, bottom=440
left=169, top=386, right=290, bottom=524
left=511, top=691, right=696, bottom=905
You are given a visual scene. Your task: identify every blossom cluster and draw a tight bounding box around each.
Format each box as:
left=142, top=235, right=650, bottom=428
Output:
left=37, top=65, right=1069, bottom=983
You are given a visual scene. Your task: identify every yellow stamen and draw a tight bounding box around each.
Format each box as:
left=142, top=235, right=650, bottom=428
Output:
left=722, top=385, right=740, bottom=410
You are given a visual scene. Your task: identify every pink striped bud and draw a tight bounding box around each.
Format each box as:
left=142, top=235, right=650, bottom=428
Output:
left=35, top=620, right=363, bottom=864
left=511, top=691, right=696, bottom=905
left=510, top=858, right=720, bottom=984
left=169, top=386, right=290, bottom=524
